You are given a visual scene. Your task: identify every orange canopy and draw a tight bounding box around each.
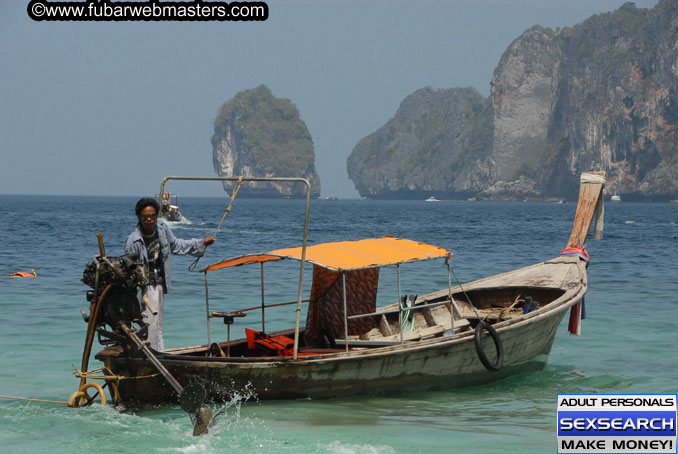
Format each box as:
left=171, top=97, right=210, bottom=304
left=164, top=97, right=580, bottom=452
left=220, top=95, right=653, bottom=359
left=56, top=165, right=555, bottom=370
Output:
left=202, top=236, right=451, bottom=272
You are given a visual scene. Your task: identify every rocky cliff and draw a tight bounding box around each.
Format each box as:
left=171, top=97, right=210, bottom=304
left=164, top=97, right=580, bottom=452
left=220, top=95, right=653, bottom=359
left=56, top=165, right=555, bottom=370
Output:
left=212, top=85, right=321, bottom=198
left=347, top=87, right=493, bottom=199
left=348, top=1, right=678, bottom=201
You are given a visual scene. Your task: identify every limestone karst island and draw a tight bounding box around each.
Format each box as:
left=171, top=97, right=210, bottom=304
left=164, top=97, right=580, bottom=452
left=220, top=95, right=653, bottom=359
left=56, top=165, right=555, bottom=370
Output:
left=212, top=85, right=321, bottom=198
left=215, top=1, right=678, bottom=201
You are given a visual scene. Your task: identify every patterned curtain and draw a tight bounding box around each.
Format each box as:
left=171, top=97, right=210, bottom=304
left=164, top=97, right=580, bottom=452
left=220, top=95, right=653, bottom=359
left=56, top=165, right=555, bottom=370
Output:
left=304, top=266, right=379, bottom=347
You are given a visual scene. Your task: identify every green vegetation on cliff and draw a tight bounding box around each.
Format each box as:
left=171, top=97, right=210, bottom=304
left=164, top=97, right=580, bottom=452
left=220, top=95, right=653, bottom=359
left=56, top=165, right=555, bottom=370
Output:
left=211, top=85, right=321, bottom=197
left=212, top=85, right=315, bottom=176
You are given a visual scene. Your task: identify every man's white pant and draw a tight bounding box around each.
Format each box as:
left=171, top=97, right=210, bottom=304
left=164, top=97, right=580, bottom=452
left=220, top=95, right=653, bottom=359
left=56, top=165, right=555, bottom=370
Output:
left=141, top=285, right=165, bottom=351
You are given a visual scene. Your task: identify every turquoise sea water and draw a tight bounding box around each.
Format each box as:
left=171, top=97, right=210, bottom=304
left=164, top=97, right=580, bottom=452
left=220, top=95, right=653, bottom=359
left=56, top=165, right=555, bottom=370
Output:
left=1, top=195, right=676, bottom=453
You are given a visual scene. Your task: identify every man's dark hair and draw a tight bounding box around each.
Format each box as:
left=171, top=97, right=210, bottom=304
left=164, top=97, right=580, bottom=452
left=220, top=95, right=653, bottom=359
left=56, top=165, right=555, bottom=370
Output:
left=135, top=197, right=160, bottom=217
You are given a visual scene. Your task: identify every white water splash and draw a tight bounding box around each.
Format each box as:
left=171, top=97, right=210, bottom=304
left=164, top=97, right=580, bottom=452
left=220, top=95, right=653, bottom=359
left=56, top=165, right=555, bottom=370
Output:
left=316, top=440, right=396, bottom=454
left=166, top=217, right=193, bottom=226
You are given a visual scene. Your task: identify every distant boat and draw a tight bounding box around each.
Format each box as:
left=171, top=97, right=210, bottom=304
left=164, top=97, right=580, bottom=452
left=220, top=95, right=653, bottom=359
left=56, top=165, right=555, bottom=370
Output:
left=611, top=193, right=621, bottom=202
left=425, top=196, right=440, bottom=202
left=325, top=196, right=340, bottom=201
left=159, top=193, right=187, bottom=222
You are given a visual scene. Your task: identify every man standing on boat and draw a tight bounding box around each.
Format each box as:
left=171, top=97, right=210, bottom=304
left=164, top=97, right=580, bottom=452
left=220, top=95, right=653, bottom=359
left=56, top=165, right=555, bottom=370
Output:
left=125, top=197, right=215, bottom=351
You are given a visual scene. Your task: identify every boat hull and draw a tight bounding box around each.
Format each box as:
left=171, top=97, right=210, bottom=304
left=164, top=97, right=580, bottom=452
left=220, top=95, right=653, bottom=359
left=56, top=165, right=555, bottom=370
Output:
left=104, top=309, right=566, bottom=403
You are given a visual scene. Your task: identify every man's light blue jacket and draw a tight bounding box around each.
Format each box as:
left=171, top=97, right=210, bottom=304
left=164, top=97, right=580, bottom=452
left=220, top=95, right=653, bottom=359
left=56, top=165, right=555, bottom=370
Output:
left=125, top=219, right=205, bottom=294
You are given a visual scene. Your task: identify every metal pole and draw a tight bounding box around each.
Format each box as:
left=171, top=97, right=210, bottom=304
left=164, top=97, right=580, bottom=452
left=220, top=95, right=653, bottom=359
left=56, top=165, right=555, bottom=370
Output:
left=346, top=299, right=453, bottom=320
left=204, top=272, right=211, bottom=347
left=158, top=176, right=311, bottom=360
left=342, top=272, right=349, bottom=352
left=445, top=257, right=478, bottom=324
left=446, top=261, right=455, bottom=334
left=260, top=262, right=266, bottom=333
left=292, top=179, right=311, bottom=360
left=397, top=264, right=403, bottom=344
left=161, top=176, right=312, bottom=199
left=227, top=324, right=231, bottom=358
left=121, top=324, right=184, bottom=394
left=120, top=323, right=213, bottom=436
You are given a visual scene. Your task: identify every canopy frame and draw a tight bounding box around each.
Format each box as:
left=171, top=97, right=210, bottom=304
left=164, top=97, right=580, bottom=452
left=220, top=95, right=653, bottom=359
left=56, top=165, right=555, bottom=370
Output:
left=203, top=236, right=459, bottom=352
left=159, top=176, right=311, bottom=360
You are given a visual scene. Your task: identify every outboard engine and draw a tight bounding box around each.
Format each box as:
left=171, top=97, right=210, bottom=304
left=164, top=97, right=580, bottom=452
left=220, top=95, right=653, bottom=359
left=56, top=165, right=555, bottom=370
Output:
left=82, top=254, right=149, bottom=345
left=78, top=236, right=212, bottom=435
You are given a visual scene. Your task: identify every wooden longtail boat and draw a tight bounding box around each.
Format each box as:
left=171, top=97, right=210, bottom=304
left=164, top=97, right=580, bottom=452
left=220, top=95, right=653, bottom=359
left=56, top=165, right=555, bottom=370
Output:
left=88, top=172, right=606, bottom=406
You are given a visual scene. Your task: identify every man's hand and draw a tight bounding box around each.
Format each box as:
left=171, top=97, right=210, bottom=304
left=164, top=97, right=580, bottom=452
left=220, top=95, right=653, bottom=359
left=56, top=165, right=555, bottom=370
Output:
left=203, top=236, right=216, bottom=247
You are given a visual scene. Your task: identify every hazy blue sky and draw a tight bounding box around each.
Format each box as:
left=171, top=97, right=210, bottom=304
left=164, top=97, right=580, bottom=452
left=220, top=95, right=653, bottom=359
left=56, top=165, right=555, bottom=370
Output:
left=0, top=0, right=660, bottom=198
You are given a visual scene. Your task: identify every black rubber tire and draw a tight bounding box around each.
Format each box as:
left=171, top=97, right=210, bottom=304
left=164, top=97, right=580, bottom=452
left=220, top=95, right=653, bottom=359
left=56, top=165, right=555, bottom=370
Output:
left=474, top=321, right=504, bottom=371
